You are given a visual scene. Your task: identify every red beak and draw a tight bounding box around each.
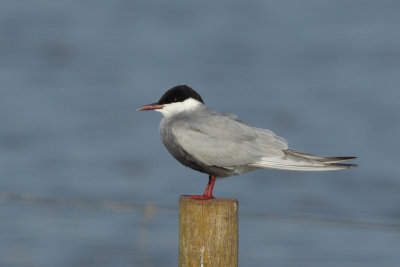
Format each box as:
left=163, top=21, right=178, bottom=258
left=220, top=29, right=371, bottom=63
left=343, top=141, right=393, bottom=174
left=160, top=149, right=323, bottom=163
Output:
left=137, top=103, right=164, bottom=111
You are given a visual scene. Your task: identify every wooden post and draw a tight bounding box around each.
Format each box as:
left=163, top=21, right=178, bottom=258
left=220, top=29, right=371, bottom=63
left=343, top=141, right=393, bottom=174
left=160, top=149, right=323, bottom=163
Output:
left=179, top=196, right=238, bottom=267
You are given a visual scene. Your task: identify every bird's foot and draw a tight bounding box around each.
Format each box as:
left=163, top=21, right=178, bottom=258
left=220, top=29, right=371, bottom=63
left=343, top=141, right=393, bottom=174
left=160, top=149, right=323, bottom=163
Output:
left=182, top=176, right=217, bottom=200
left=184, top=194, right=215, bottom=200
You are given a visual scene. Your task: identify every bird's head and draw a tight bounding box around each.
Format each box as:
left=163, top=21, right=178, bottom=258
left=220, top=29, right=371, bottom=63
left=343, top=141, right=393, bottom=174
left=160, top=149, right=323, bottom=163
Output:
left=137, top=85, right=204, bottom=117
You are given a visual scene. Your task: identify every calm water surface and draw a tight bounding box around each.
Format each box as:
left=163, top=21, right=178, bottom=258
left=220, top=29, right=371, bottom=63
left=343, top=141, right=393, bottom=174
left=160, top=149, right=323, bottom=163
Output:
left=1, top=1, right=400, bottom=266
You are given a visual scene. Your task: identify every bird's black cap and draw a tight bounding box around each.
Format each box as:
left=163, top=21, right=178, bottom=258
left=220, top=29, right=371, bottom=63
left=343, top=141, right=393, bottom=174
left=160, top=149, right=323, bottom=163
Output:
left=158, top=85, right=204, bottom=105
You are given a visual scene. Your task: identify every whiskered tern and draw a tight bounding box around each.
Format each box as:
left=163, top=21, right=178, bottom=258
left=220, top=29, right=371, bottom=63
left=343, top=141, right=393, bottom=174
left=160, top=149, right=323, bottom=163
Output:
left=138, top=85, right=357, bottom=199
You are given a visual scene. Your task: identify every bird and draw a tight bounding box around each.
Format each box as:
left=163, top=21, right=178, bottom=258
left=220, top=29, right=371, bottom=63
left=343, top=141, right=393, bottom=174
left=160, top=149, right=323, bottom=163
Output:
left=137, top=85, right=357, bottom=200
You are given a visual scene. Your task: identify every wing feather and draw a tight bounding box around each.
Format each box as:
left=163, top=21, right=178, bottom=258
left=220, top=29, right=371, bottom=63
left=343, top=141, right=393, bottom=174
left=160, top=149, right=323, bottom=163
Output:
left=171, top=111, right=286, bottom=168
left=166, top=108, right=355, bottom=172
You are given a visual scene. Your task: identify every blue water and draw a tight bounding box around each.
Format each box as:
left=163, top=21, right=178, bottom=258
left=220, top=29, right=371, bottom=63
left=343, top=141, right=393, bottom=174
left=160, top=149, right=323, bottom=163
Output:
left=1, top=1, right=400, bottom=266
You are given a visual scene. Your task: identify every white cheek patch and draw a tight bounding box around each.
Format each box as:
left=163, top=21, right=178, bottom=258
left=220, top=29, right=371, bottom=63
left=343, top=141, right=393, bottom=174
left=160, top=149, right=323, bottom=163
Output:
left=157, top=98, right=202, bottom=117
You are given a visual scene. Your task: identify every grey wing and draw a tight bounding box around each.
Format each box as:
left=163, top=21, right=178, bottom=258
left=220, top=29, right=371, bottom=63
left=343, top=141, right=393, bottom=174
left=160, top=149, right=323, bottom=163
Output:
left=220, top=113, right=288, bottom=149
left=171, top=112, right=287, bottom=169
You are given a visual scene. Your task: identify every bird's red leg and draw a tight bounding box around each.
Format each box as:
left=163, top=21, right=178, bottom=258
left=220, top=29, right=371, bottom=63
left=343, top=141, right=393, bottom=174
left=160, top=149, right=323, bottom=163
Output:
left=186, top=176, right=216, bottom=200
left=203, top=176, right=216, bottom=198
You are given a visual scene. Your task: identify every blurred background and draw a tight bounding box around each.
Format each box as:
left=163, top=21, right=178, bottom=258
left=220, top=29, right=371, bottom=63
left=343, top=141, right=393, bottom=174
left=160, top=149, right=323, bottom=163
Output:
left=1, top=1, right=399, bottom=266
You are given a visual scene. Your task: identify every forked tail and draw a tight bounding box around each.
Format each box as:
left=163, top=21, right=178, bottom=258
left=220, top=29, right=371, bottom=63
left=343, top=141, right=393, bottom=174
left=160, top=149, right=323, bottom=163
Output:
left=250, top=149, right=357, bottom=171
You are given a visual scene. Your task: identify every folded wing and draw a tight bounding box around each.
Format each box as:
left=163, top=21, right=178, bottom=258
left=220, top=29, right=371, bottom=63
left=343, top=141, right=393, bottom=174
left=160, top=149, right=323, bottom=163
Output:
left=172, top=110, right=356, bottom=172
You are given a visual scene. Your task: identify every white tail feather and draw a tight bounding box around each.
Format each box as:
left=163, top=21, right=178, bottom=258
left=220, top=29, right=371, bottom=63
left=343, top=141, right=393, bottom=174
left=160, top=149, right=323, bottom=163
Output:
left=250, top=155, right=357, bottom=171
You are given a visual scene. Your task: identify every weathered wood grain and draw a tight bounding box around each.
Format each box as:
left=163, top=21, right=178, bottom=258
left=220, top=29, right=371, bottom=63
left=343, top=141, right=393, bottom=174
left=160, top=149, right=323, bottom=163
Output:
left=179, top=196, right=238, bottom=267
